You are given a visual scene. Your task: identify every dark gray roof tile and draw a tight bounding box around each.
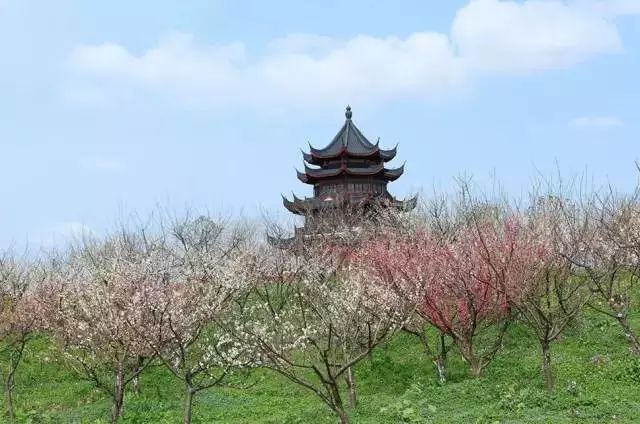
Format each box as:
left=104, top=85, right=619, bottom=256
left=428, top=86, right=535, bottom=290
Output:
left=305, top=107, right=397, bottom=161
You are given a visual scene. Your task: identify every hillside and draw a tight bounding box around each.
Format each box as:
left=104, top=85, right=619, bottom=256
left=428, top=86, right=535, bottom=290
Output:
left=7, top=310, right=640, bottom=424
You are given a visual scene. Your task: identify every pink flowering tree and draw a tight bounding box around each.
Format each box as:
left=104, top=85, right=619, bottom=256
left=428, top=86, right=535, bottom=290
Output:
left=358, top=223, right=508, bottom=378
left=358, top=203, right=550, bottom=378
left=0, top=250, right=40, bottom=423
left=420, top=223, right=511, bottom=377
left=353, top=226, right=452, bottom=383
left=438, top=211, right=555, bottom=377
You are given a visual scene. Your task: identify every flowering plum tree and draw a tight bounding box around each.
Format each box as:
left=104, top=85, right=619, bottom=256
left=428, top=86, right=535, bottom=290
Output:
left=573, top=191, right=640, bottom=355
left=0, top=250, right=40, bottom=423
left=421, top=224, right=512, bottom=377
left=509, top=195, right=591, bottom=390
left=230, top=241, right=408, bottom=424
left=358, top=200, right=550, bottom=378
left=137, top=217, right=258, bottom=424
left=44, top=231, right=165, bottom=423
left=354, top=225, right=451, bottom=382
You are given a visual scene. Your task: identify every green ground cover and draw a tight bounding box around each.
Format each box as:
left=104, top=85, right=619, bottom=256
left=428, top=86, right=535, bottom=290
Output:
left=4, top=310, right=640, bottom=423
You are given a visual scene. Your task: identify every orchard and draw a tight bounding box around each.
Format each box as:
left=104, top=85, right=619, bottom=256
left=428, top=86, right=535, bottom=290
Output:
left=2, top=181, right=640, bottom=423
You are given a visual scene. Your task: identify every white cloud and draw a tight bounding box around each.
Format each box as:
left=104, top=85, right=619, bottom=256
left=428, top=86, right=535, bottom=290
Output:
left=570, top=115, right=623, bottom=128
left=580, top=0, right=640, bottom=17
left=258, top=33, right=465, bottom=105
left=611, top=0, right=640, bottom=15
left=69, top=31, right=465, bottom=109
left=266, top=33, right=339, bottom=55
left=66, top=0, right=634, bottom=109
left=452, top=0, right=622, bottom=73
left=79, top=157, right=126, bottom=172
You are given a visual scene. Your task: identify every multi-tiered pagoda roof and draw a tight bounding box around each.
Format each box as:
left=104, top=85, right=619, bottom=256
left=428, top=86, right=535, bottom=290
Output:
left=282, top=106, right=417, bottom=215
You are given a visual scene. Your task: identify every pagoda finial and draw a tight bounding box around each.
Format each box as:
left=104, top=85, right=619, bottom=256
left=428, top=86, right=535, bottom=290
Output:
left=345, top=105, right=352, bottom=120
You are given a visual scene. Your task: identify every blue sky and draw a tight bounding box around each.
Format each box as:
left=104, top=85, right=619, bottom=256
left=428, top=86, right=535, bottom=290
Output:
left=1, top=0, right=639, bottom=247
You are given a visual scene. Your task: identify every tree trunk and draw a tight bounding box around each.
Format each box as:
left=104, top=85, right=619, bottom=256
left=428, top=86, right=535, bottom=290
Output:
left=469, top=359, right=484, bottom=378
left=460, top=343, right=484, bottom=377
left=336, top=407, right=350, bottom=424
left=540, top=339, right=554, bottom=391
left=436, top=332, right=448, bottom=383
left=415, top=328, right=448, bottom=383
left=434, top=356, right=447, bottom=384
left=132, top=375, right=140, bottom=395
left=132, top=356, right=144, bottom=395
left=346, top=367, right=357, bottom=408
left=439, top=332, right=448, bottom=360
left=111, top=364, right=126, bottom=423
left=329, top=382, right=349, bottom=424
left=4, top=338, right=25, bottom=423
left=183, top=384, right=195, bottom=424
left=616, top=316, right=640, bottom=356
left=4, top=377, right=15, bottom=423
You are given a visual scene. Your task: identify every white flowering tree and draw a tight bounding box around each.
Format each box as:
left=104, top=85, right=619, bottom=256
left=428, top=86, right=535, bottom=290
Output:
left=512, top=195, right=591, bottom=390
left=0, top=250, right=40, bottom=423
left=230, top=241, right=408, bottom=424
left=44, top=231, right=165, bottom=423
left=136, top=217, right=258, bottom=424
left=574, top=190, right=640, bottom=355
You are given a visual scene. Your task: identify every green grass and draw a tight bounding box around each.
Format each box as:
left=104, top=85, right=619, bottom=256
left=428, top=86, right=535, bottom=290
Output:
left=5, top=311, right=640, bottom=423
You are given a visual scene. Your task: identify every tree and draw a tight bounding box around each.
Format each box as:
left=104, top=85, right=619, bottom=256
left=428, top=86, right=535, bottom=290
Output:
left=513, top=195, right=590, bottom=390
left=230, top=241, right=407, bottom=424
left=0, top=250, right=40, bottom=422
left=420, top=222, right=513, bottom=377
left=573, top=190, right=640, bottom=356
left=360, top=205, right=550, bottom=378
left=265, top=202, right=411, bottom=404
left=44, top=230, right=163, bottom=423
left=355, top=227, right=451, bottom=383
left=437, top=185, right=556, bottom=377
left=137, top=217, right=258, bottom=424
left=607, top=193, right=640, bottom=354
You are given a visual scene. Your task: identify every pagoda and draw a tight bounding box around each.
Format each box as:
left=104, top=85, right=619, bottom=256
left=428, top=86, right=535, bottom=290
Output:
left=272, top=106, right=417, bottom=245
